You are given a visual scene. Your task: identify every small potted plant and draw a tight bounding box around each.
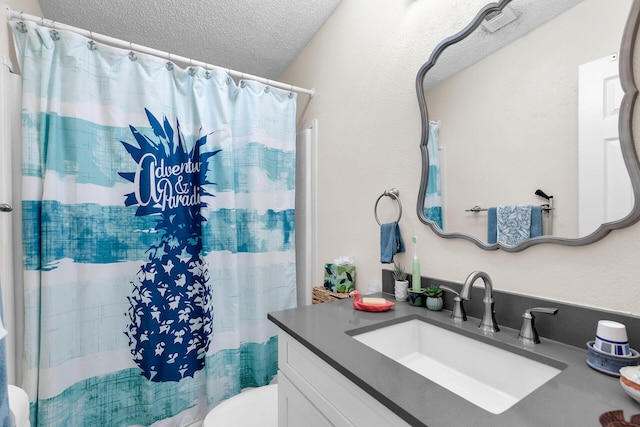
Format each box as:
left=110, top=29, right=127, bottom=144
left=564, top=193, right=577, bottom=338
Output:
left=407, top=286, right=426, bottom=307
left=393, top=260, right=409, bottom=301
left=425, top=285, right=444, bottom=311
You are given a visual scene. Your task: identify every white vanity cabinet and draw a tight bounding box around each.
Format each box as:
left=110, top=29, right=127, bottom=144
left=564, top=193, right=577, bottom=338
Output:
left=277, top=330, right=411, bottom=427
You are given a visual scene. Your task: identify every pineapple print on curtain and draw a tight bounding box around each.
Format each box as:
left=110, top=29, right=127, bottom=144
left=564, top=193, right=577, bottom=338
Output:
left=12, top=20, right=297, bottom=426
left=121, top=109, right=221, bottom=382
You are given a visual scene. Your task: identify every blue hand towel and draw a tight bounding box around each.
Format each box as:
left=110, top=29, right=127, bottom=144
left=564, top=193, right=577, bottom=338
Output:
left=487, top=207, right=497, bottom=244
left=380, top=222, right=405, bottom=263
left=530, top=205, right=543, bottom=238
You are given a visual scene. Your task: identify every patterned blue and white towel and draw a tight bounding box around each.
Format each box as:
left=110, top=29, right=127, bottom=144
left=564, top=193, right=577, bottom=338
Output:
left=496, top=205, right=532, bottom=246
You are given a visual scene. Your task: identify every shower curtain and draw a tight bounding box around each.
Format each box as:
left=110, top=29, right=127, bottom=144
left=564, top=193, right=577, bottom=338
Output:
left=424, top=121, right=442, bottom=228
left=11, top=21, right=297, bottom=426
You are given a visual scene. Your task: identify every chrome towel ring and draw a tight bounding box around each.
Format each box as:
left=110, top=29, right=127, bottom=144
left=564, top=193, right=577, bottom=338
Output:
left=374, top=188, right=402, bottom=225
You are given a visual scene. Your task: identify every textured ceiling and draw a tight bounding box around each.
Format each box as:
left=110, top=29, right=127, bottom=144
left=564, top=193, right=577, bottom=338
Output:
left=36, top=0, right=342, bottom=80
left=423, top=0, right=582, bottom=90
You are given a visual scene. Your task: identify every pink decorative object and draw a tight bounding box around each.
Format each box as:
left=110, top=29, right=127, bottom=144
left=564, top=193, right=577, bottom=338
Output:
left=351, top=291, right=395, bottom=312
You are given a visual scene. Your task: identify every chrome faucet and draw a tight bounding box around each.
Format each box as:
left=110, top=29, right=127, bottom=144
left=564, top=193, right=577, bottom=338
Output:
left=518, top=307, right=558, bottom=344
left=459, top=271, right=499, bottom=332
left=439, top=285, right=466, bottom=322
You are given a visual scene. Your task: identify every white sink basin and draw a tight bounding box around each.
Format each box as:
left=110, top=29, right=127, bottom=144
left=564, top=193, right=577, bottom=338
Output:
left=350, top=317, right=564, bottom=414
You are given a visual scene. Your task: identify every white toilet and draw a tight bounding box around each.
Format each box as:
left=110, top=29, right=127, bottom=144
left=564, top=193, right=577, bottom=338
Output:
left=7, top=385, right=30, bottom=427
left=202, top=384, right=278, bottom=426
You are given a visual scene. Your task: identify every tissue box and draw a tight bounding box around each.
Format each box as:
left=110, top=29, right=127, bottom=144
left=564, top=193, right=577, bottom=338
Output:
left=323, top=263, right=356, bottom=293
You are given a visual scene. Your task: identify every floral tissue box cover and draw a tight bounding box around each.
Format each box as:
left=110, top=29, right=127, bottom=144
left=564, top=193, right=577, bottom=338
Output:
left=323, top=263, right=355, bottom=293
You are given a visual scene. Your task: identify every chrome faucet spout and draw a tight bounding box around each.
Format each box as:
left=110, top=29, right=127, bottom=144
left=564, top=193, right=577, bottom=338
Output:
left=459, top=271, right=499, bottom=332
left=440, top=285, right=466, bottom=322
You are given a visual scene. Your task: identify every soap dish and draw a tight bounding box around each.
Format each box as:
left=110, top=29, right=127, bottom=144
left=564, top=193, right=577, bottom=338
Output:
left=587, top=341, right=640, bottom=376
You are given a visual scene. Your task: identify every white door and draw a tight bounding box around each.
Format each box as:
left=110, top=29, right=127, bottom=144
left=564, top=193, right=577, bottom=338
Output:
left=295, top=120, right=317, bottom=307
left=578, top=53, right=633, bottom=236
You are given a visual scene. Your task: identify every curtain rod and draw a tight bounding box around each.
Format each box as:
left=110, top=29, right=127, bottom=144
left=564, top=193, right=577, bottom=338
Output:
left=5, top=7, right=315, bottom=98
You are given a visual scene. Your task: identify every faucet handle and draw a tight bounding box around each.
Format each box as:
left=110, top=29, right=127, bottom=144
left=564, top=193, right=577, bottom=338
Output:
left=440, top=286, right=467, bottom=322
left=518, top=307, right=559, bottom=344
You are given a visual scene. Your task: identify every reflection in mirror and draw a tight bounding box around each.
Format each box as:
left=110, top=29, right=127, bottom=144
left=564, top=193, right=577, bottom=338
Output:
left=416, top=0, right=640, bottom=251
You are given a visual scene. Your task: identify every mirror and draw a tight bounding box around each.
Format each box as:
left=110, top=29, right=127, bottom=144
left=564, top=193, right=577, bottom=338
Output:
left=416, top=0, right=640, bottom=251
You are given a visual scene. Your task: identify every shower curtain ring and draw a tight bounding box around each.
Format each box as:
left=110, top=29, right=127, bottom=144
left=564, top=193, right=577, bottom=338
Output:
left=128, top=43, right=137, bottom=61
left=18, top=12, right=26, bottom=30
left=87, top=31, right=96, bottom=50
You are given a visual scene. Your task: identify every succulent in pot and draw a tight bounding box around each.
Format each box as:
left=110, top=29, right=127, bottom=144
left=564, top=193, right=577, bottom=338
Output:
left=425, top=285, right=443, bottom=298
left=393, top=260, right=409, bottom=301
left=393, top=260, right=407, bottom=281
left=425, top=285, right=443, bottom=311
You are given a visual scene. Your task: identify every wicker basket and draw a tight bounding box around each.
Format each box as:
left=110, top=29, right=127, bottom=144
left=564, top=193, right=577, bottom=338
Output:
left=312, top=286, right=352, bottom=304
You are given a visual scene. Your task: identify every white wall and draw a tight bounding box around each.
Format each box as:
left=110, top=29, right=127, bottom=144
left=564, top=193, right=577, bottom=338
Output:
left=281, top=0, right=640, bottom=316
left=1, top=1, right=41, bottom=64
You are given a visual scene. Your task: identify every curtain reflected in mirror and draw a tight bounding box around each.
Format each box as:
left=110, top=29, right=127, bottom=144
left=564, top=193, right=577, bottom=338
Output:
left=424, top=121, right=443, bottom=229
left=417, top=0, right=640, bottom=251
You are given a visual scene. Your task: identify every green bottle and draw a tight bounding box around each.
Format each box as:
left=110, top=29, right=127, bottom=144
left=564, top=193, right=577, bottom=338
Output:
left=412, top=236, right=421, bottom=292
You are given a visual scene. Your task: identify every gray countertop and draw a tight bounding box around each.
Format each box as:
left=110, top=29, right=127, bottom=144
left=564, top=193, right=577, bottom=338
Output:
left=268, top=294, right=640, bottom=427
